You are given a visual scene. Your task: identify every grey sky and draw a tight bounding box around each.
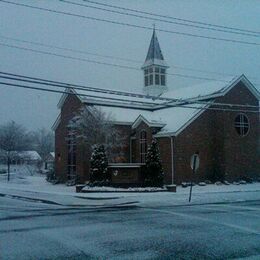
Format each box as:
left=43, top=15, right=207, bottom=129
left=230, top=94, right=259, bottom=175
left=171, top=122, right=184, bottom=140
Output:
left=0, top=0, right=259, bottom=130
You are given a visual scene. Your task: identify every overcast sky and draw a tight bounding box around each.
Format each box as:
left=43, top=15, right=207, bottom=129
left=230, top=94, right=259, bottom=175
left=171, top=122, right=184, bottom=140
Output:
left=0, top=0, right=259, bottom=131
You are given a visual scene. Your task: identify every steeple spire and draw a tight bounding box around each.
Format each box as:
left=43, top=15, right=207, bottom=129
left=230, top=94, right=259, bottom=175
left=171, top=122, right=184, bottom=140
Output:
left=144, top=27, right=165, bottom=64
left=141, top=28, right=169, bottom=96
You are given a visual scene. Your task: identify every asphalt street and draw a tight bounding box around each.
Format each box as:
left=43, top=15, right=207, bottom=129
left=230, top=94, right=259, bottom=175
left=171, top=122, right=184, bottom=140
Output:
left=0, top=196, right=259, bottom=259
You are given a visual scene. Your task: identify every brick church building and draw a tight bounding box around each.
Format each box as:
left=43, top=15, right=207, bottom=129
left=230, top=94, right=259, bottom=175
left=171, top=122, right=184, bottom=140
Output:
left=53, top=29, right=260, bottom=185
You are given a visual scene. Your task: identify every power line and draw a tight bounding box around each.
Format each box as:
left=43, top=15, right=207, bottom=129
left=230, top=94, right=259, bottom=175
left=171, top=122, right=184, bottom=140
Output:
left=0, top=35, right=141, bottom=64
left=61, top=0, right=260, bottom=38
left=0, top=42, right=231, bottom=82
left=2, top=34, right=260, bottom=83
left=1, top=0, right=260, bottom=46
left=0, top=42, right=140, bottom=70
left=0, top=71, right=173, bottom=102
left=0, top=76, right=159, bottom=106
left=0, top=81, right=258, bottom=113
left=83, top=0, right=260, bottom=36
left=0, top=81, right=157, bottom=109
left=0, top=71, right=259, bottom=110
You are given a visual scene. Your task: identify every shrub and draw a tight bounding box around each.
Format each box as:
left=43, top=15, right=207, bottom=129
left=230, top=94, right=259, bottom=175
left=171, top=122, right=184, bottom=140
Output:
left=143, top=139, right=164, bottom=187
left=90, top=145, right=109, bottom=183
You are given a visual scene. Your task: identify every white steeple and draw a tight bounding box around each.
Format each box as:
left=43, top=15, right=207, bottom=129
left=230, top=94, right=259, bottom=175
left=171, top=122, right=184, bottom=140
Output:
left=142, top=28, right=169, bottom=96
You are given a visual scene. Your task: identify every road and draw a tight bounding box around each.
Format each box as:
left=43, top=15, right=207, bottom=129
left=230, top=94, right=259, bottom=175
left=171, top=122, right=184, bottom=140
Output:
left=0, top=196, right=259, bottom=259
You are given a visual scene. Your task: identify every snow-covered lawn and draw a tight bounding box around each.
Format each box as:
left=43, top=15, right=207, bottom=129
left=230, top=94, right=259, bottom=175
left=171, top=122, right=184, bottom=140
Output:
left=0, top=170, right=260, bottom=207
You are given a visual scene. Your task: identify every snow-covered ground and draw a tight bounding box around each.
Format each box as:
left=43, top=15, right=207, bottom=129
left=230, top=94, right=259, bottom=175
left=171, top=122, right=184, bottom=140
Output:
left=1, top=170, right=260, bottom=208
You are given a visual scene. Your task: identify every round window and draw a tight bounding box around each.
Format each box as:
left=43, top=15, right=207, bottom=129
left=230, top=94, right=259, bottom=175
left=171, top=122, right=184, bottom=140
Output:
left=234, top=114, right=249, bottom=136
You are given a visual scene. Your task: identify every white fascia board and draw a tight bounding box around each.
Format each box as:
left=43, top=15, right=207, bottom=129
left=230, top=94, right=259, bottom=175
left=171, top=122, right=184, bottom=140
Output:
left=57, top=93, right=67, bottom=109
left=174, top=106, right=207, bottom=136
left=223, top=75, right=260, bottom=100
left=57, top=88, right=80, bottom=109
left=132, top=115, right=148, bottom=129
left=51, top=114, right=61, bottom=131
left=132, top=115, right=165, bottom=129
left=141, top=59, right=169, bottom=69
left=191, top=75, right=259, bottom=103
left=83, top=99, right=153, bottom=110
left=153, top=132, right=176, bottom=138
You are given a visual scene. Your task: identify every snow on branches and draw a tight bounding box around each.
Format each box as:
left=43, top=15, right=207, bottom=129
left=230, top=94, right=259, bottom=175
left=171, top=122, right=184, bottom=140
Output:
left=68, top=106, right=127, bottom=162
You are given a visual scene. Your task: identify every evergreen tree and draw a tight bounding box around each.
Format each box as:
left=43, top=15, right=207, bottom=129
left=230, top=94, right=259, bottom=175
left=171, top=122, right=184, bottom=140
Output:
left=90, top=144, right=108, bottom=183
left=144, top=139, right=164, bottom=187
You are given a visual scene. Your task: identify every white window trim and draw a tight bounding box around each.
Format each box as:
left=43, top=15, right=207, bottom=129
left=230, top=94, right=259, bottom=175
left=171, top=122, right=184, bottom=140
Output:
left=234, top=113, right=250, bottom=137
left=140, top=130, right=147, bottom=163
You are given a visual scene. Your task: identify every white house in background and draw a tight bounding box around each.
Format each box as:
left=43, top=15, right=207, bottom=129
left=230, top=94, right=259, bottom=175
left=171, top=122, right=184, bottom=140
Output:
left=11, top=151, right=42, bottom=166
left=44, top=152, right=55, bottom=170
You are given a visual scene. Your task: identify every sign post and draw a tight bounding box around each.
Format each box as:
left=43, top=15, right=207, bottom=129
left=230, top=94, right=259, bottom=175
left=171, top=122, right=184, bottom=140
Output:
left=189, top=153, right=200, bottom=202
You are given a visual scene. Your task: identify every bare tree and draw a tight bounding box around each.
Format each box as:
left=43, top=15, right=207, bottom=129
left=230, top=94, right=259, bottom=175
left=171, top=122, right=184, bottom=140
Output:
left=68, top=107, right=126, bottom=161
left=32, top=128, right=54, bottom=161
left=0, top=121, right=30, bottom=181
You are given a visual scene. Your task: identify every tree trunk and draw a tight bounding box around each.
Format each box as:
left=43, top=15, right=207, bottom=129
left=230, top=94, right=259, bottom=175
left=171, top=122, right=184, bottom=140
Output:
left=7, top=156, right=10, bottom=181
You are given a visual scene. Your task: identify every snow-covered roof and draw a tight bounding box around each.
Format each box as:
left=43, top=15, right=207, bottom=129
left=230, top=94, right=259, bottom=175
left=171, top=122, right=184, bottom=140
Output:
left=92, top=103, right=206, bottom=136
left=12, top=151, right=42, bottom=161
left=162, top=75, right=259, bottom=101
left=55, top=74, right=259, bottom=136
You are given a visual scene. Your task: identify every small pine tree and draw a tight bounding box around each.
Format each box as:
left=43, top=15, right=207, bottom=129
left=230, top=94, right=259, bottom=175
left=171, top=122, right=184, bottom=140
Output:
left=90, top=145, right=108, bottom=183
left=144, top=139, right=164, bottom=187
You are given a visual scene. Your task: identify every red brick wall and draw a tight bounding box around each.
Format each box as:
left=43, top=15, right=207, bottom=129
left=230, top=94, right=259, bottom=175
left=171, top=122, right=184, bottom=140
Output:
left=214, top=82, right=259, bottom=180
left=55, top=94, right=83, bottom=182
left=171, top=82, right=259, bottom=184
left=55, top=95, right=133, bottom=183
left=156, top=137, right=173, bottom=184
left=55, top=82, right=259, bottom=185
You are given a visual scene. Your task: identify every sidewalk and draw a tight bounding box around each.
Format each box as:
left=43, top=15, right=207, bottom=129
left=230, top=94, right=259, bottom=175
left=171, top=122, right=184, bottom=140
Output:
left=0, top=174, right=260, bottom=208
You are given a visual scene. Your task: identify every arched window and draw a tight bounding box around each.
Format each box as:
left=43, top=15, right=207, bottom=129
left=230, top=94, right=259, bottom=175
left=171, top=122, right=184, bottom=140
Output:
left=140, top=130, right=147, bottom=163
left=234, top=114, right=249, bottom=136
left=67, top=130, right=76, bottom=180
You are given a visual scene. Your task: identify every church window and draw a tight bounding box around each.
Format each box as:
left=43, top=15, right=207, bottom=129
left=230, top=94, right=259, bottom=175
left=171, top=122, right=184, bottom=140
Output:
left=155, top=74, right=160, bottom=85
left=155, top=66, right=160, bottom=85
left=144, top=66, right=167, bottom=86
left=145, top=76, right=149, bottom=86
left=149, top=74, right=153, bottom=85
left=67, top=130, right=76, bottom=180
left=140, top=130, right=147, bottom=163
left=234, top=114, right=249, bottom=136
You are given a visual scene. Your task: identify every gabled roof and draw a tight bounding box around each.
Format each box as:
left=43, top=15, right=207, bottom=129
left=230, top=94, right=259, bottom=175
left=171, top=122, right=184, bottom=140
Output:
left=53, top=74, right=259, bottom=136
left=142, top=29, right=168, bottom=68
left=161, top=75, right=259, bottom=102
left=131, top=114, right=165, bottom=129
left=92, top=103, right=205, bottom=136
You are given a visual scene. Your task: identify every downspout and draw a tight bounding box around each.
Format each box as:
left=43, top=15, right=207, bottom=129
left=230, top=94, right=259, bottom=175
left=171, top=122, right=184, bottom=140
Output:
left=169, top=136, right=174, bottom=184
left=129, top=137, right=132, bottom=163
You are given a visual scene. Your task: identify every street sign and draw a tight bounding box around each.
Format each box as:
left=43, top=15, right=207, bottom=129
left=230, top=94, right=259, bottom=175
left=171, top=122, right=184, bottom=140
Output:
left=190, top=154, right=200, bottom=172
left=189, top=153, right=200, bottom=202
